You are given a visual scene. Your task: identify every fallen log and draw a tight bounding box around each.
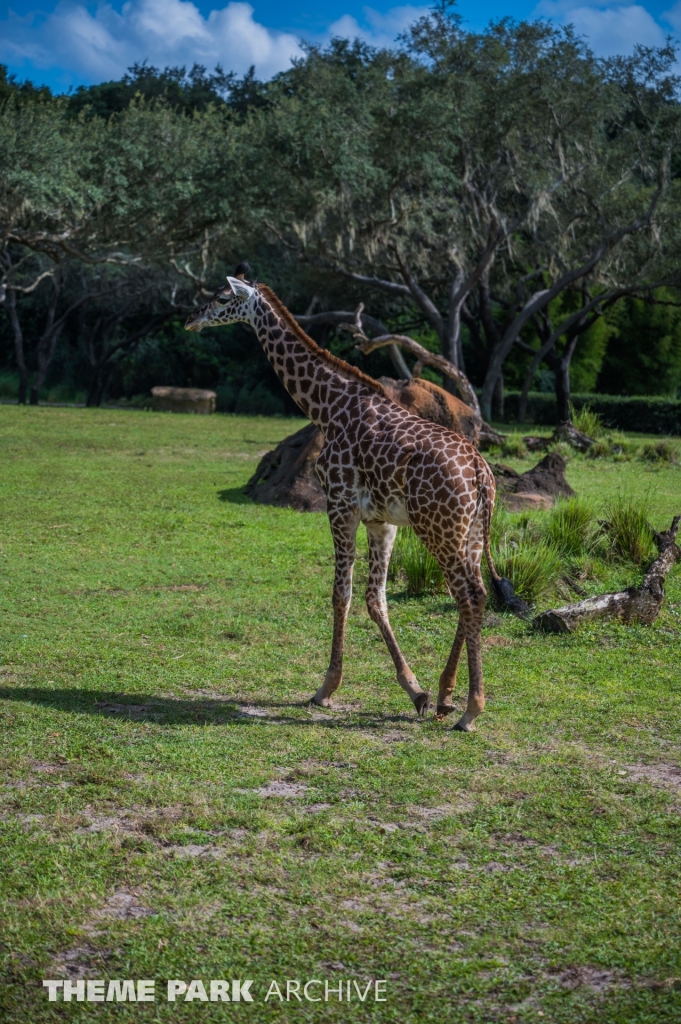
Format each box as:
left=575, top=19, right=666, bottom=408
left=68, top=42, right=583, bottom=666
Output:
left=533, top=515, right=681, bottom=633
left=552, top=421, right=595, bottom=452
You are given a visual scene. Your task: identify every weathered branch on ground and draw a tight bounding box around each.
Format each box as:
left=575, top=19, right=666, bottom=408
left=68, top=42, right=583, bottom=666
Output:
left=522, top=422, right=596, bottom=454
left=552, top=421, right=595, bottom=452
left=533, top=515, right=681, bottom=633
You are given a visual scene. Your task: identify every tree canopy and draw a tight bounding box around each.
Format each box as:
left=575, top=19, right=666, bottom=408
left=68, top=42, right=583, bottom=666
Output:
left=2, top=9, right=681, bottom=417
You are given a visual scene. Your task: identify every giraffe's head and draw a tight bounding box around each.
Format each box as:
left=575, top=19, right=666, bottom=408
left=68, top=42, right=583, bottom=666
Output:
left=184, top=263, right=256, bottom=332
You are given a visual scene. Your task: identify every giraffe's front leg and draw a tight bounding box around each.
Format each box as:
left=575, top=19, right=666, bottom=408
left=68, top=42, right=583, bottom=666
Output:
left=311, top=508, right=359, bottom=708
left=365, top=522, right=429, bottom=717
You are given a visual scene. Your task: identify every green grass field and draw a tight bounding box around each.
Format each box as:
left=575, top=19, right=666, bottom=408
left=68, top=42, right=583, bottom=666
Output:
left=1, top=406, right=681, bottom=1023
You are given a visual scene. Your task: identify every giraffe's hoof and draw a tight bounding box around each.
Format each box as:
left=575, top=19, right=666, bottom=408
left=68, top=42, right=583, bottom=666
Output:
left=413, top=692, right=430, bottom=717
left=453, top=716, right=476, bottom=733
left=435, top=704, right=456, bottom=721
left=307, top=690, right=332, bottom=708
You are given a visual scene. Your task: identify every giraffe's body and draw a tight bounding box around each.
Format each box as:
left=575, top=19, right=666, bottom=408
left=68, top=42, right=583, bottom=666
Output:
left=186, top=271, right=506, bottom=731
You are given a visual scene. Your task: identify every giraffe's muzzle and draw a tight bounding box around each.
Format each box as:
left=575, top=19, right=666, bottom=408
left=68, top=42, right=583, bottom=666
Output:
left=184, top=312, right=205, bottom=332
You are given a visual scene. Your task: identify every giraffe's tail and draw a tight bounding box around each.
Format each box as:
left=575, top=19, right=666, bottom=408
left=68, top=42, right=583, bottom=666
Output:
left=478, top=463, right=531, bottom=620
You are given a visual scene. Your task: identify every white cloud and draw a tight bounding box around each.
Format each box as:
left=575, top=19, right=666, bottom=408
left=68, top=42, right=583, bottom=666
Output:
left=535, top=1, right=666, bottom=56
left=328, top=5, right=429, bottom=49
left=663, top=0, right=681, bottom=32
left=0, top=0, right=304, bottom=82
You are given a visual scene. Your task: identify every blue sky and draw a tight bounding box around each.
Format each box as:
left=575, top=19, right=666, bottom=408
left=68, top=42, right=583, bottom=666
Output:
left=1, top=0, right=679, bottom=93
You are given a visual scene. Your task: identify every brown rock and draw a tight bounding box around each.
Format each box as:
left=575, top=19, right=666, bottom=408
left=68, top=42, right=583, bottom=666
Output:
left=492, top=452, right=574, bottom=502
left=245, top=422, right=326, bottom=512
left=378, top=377, right=481, bottom=447
left=152, top=386, right=216, bottom=414
left=502, top=492, right=554, bottom=512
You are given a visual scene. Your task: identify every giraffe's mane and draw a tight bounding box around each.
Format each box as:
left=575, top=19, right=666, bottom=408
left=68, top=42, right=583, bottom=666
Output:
left=257, top=285, right=387, bottom=397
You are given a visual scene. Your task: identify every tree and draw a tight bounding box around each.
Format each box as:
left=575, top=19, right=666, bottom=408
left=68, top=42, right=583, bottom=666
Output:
left=238, top=11, right=681, bottom=420
left=598, top=292, right=681, bottom=396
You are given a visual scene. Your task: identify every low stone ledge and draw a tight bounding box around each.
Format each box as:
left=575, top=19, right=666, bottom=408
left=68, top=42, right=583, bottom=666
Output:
left=151, top=386, right=216, bottom=414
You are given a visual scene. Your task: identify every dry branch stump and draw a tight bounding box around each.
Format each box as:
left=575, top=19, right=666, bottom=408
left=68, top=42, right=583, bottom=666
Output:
left=533, top=515, right=681, bottom=632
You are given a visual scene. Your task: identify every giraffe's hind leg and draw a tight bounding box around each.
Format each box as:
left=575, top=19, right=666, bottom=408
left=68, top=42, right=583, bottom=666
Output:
left=436, top=616, right=465, bottom=719
left=448, top=576, right=487, bottom=733
left=310, top=507, right=359, bottom=708
left=365, top=522, right=429, bottom=716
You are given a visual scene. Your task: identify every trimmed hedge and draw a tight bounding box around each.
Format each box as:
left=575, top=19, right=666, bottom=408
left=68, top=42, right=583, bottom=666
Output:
left=503, top=392, right=681, bottom=435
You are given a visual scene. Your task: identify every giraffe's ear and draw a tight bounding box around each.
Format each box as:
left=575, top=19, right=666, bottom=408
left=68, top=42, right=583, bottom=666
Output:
left=225, top=275, right=255, bottom=299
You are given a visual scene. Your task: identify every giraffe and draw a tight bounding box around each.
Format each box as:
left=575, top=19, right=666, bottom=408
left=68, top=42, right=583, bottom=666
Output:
left=186, top=266, right=522, bottom=732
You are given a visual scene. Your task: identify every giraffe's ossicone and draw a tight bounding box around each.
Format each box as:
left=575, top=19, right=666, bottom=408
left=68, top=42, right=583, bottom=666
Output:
left=185, top=267, right=516, bottom=731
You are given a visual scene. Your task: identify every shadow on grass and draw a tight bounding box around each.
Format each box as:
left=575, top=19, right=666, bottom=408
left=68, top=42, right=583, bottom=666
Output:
left=0, top=687, right=421, bottom=728
left=217, top=487, right=253, bottom=505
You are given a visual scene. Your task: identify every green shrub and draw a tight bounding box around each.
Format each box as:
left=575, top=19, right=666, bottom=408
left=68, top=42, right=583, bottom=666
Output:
left=504, top=392, right=681, bottom=434
left=391, top=528, right=444, bottom=595
left=570, top=402, right=603, bottom=438
left=492, top=541, right=563, bottom=606
left=602, top=497, right=655, bottom=565
left=0, top=372, right=18, bottom=400
left=640, top=439, right=677, bottom=463
left=544, top=498, right=597, bottom=558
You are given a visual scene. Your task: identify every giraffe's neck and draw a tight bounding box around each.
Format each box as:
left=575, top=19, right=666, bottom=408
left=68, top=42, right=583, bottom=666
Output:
left=249, top=293, right=372, bottom=429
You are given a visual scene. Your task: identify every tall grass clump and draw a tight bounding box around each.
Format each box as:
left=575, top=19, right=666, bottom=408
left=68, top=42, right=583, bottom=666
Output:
left=544, top=497, right=597, bottom=558
left=487, top=502, right=561, bottom=607
left=640, top=439, right=677, bottom=464
left=501, top=435, right=528, bottom=459
left=603, top=496, right=655, bottom=564
left=492, top=541, right=564, bottom=607
left=391, top=528, right=444, bottom=595
left=570, top=402, right=603, bottom=438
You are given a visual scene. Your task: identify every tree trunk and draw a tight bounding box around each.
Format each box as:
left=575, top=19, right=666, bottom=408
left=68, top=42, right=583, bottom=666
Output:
left=533, top=515, right=681, bottom=633
left=5, top=286, right=29, bottom=404
left=86, top=363, right=112, bottom=407
left=29, top=280, right=62, bottom=406
left=554, top=332, right=580, bottom=425
left=492, top=371, right=504, bottom=421
left=554, top=357, right=571, bottom=424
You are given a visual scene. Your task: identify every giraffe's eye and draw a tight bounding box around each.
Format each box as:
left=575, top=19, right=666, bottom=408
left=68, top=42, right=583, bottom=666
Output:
left=216, top=294, right=231, bottom=305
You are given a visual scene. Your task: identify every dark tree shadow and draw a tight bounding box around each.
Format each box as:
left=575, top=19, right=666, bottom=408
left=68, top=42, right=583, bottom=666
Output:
left=0, top=687, right=423, bottom=729
left=217, top=488, right=253, bottom=504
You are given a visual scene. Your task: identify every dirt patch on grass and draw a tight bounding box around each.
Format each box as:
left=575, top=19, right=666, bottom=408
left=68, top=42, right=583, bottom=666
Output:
left=483, top=861, right=511, bottom=873
left=381, top=730, right=413, bottom=743
left=52, top=943, right=116, bottom=980
left=253, top=781, right=309, bottom=798
left=31, top=760, right=68, bottom=774
left=238, top=706, right=270, bottom=718
left=75, top=814, right=130, bottom=834
left=409, top=801, right=475, bottom=819
left=549, top=966, right=629, bottom=992
left=165, top=844, right=224, bottom=858
left=625, top=762, right=681, bottom=790
left=483, top=635, right=514, bottom=648
left=91, top=889, right=156, bottom=923
left=152, top=584, right=206, bottom=592
left=95, top=702, right=165, bottom=721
